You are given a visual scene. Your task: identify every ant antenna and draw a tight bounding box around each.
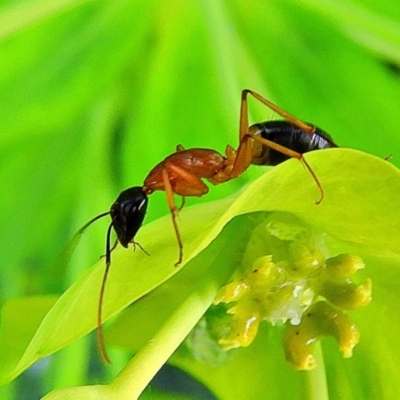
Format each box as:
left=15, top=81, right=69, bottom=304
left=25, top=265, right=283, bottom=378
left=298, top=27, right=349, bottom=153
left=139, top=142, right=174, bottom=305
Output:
left=97, top=222, right=114, bottom=364
left=77, top=211, right=110, bottom=234
left=76, top=210, right=114, bottom=363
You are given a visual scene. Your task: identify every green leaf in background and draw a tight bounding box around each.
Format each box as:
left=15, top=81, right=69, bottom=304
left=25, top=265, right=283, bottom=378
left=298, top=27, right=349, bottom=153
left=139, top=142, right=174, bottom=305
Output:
left=1, top=0, right=400, bottom=398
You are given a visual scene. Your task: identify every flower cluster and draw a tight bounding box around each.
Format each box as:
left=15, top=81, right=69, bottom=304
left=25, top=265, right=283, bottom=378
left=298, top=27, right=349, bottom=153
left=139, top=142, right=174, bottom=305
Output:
left=212, top=213, right=372, bottom=370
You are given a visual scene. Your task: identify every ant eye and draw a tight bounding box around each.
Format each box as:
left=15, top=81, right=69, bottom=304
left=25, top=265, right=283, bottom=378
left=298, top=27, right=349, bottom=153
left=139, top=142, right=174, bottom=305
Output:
left=120, top=199, right=139, bottom=217
left=118, top=196, right=147, bottom=220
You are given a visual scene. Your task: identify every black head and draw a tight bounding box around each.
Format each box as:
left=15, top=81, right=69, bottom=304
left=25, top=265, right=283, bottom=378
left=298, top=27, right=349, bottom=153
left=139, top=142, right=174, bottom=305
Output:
left=75, top=186, right=148, bottom=364
left=110, top=186, right=148, bottom=248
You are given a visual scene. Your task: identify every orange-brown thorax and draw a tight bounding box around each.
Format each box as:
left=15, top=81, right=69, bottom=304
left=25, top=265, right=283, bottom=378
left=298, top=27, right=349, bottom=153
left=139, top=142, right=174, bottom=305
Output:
left=143, top=147, right=235, bottom=197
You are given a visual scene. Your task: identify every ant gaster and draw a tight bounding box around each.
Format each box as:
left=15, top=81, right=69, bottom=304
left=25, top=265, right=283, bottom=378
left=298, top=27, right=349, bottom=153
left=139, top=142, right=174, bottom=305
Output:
left=79, top=89, right=338, bottom=363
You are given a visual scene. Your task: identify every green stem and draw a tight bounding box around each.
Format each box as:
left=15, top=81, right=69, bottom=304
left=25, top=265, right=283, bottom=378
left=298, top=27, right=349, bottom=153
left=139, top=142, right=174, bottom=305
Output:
left=303, top=342, right=329, bottom=400
left=109, top=275, right=222, bottom=399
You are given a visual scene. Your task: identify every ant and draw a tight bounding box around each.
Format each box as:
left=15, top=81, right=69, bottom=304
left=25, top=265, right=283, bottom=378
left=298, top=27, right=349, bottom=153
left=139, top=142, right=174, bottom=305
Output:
left=78, top=89, right=338, bottom=363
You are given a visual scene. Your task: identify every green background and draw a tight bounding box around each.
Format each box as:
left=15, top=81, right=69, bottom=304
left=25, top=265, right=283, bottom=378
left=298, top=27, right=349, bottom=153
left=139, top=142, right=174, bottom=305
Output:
left=0, top=0, right=400, bottom=399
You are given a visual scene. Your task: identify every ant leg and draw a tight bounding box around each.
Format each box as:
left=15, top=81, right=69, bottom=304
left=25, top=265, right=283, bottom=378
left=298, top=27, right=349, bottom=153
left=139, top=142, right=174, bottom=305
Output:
left=161, top=168, right=184, bottom=266
left=179, top=196, right=186, bottom=211
left=132, top=241, right=150, bottom=256
left=239, top=89, right=254, bottom=169
left=229, top=91, right=256, bottom=178
left=165, top=163, right=209, bottom=196
left=159, top=164, right=209, bottom=265
left=232, top=89, right=294, bottom=178
left=176, top=144, right=185, bottom=152
left=384, top=154, right=393, bottom=161
left=250, top=134, right=324, bottom=204
left=242, top=89, right=315, bottom=134
left=232, top=89, right=323, bottom=203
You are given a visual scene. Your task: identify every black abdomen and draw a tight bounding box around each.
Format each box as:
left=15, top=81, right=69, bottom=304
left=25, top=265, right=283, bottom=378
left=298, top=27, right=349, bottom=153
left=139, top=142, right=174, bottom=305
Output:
left=252, top=120, right=337, bottom=166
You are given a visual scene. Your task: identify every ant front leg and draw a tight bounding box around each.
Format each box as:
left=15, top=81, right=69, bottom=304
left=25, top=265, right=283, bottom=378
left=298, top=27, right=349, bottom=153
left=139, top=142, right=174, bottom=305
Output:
left=161, top=168, right=184, bottom=266
left=160, top=162, right=210, bottom=266
left=132, top=240, right=150, bottom=256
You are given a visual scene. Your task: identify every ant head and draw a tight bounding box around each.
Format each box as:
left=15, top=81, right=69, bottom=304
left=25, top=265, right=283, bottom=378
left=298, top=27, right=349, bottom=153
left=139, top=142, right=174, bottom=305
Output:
left=110, top=186, right=148, bottom=248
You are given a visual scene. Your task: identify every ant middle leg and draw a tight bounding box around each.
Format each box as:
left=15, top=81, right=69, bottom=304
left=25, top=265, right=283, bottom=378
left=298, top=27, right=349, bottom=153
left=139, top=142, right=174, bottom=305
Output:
left=179, top=197, right=186, bottom=211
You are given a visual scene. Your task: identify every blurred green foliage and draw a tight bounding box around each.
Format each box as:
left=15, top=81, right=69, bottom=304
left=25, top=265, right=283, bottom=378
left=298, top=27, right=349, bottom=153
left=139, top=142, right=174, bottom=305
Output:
left=0, top=0, right=400, bottom=399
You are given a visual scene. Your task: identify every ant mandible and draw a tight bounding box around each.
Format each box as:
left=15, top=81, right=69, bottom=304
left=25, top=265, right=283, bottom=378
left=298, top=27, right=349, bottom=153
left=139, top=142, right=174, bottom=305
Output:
left=79, top=89, right=338, bottom=363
